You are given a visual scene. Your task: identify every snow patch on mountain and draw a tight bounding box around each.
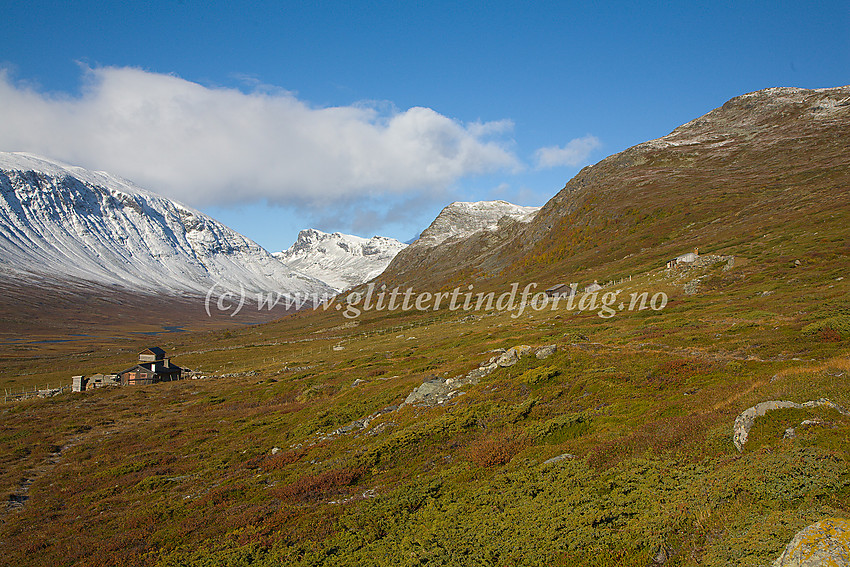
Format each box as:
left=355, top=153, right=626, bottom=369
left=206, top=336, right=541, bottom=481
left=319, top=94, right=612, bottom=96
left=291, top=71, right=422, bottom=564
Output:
left=413, top=200, right=540, bottom=248
left=0, top=152, right=331, bottom=298
left=275, top=229, right=406, bottom=292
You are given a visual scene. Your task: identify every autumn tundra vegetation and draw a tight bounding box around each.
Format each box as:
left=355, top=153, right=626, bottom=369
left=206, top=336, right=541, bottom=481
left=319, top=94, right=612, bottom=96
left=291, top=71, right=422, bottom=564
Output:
left=1, top=87, right=849, bottom=566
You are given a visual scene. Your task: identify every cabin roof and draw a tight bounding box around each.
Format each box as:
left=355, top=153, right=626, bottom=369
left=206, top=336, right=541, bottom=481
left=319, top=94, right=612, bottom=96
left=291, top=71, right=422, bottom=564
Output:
left=140, top=347, right=166, bottom=359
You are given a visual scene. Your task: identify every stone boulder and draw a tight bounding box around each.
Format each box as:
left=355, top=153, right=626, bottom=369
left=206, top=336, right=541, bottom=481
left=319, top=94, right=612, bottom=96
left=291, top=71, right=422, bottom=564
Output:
left=403, top=377, right=455, bottom=406
left=467, top=363, right=498, bottom=380
left=331, top=405, right=398, bottom=436
left=733, top=398, right=850, bottom=452
left=497, top=345, right=532, bottom=367
left=400, top=344, right=546, bottom=409
left=535, top=344, right=557, bottom=359
left=772, top=518, right=850, bottom=567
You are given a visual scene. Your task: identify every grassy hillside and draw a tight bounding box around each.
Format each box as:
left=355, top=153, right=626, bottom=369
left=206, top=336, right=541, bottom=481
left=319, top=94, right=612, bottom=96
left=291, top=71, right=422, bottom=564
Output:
left=1, top=86, right=848, bottom=566
left=383, top=86, right=850, bottom=292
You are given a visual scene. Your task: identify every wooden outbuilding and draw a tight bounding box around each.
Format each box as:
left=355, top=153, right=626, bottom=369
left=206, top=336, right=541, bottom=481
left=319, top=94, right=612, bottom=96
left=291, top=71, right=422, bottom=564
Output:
left=71, top=375, right=87, bottom=392
left=545, top=283, right=577, bottom=298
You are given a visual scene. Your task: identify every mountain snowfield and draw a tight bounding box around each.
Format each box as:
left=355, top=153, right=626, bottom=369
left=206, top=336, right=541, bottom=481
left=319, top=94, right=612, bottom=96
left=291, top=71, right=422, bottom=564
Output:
left=275, top=229, right=406, bottom=292
left=0, top=152, right=332, bottom=298
left=412, top=200, right=540, bottom=248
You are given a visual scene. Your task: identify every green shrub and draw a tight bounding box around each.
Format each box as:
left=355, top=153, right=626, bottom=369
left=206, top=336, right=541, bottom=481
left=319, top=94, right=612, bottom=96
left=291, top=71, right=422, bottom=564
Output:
left=519, top=366, right=561, bottom=385
left=508, top=398, right=538, bottom=423
left=135, top=474, right=173, bottom=491
left=359, top=408, right=478, bottom=467
left=528, top=412, right=589, bottom=442
left=802, top=315, right=850, bottom=339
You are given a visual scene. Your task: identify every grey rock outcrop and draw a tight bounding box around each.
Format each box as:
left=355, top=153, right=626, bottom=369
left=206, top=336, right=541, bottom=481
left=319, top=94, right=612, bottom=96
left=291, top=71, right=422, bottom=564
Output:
left=535, top=344, right=557, bottom=359
left=733, top=398, right=850, bottom=452
left=541, top=453, right=576, bottom=467
left=401, top=344, right=540, bottom=408
left=467, top=364, right=498, bottom=380
left=330, top=405, right=398, bottom=436
left=772, top=518, right=850, bottom=567
left=497, top=345, right=532, bottom=367
left=402, top=377, right=464, bottom=407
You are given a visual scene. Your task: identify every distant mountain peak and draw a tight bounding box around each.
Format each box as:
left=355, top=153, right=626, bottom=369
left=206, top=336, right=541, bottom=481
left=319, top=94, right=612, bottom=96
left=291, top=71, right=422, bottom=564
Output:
left=0, top=152, right=160, bottom=200
left=275, top=229, right=407, bottom=292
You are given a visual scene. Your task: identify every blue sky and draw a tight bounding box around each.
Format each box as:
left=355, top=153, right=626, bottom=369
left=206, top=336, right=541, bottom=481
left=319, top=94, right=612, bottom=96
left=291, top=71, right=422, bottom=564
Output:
left=1, top=1, right=847, bottom=251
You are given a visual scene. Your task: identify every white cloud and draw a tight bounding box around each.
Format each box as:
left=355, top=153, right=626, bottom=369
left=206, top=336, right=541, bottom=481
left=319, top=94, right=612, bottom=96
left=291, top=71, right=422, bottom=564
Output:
left=0, top=66, right=520, bottom=207
left=534, top=135, right=601, bottom=169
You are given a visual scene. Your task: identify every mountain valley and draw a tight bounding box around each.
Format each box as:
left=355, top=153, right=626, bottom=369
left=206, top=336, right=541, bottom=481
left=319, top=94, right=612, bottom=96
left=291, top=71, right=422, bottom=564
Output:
left=0, top=86, right=848, bottom=567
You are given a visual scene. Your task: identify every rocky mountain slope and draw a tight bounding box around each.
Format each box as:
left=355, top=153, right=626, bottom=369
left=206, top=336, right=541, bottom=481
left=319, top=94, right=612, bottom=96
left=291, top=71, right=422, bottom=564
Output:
left=0, top=152, right=331, bottom=298
left=274, top=229, right=406, bottom=292
left=414, top=200, right=539, bottom=247
left=384, top=200, right=539, bottom=283
left=383, top=86, right=850, bottom=289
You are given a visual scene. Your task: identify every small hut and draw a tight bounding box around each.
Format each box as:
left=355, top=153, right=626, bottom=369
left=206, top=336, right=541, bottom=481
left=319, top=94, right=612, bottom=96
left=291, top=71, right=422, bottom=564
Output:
left=71, top=375, right=87, bottom=392
left=668, top=247, right=700, bottom=268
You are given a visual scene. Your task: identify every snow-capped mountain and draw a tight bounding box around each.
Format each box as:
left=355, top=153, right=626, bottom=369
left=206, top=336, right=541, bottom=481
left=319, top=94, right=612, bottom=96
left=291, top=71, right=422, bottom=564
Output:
left=413, top=200, right=540, bottom=248
left=0, top=152, right=331, bottom=297
left=275, top=229, right=407, bottom=292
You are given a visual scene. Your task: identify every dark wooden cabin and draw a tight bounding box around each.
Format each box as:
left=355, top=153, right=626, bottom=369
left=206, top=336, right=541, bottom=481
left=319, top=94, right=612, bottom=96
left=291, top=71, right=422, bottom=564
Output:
left=544, top=283, right=577, bottom=298
left=118, top=347, right=182, bottom=386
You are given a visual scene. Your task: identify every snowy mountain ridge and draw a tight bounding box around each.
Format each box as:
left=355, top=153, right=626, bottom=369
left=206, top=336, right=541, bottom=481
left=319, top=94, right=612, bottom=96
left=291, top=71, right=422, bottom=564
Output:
left=275, top=229, right=407, bottom=292
left=0, top=152, right=332, bottom=298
